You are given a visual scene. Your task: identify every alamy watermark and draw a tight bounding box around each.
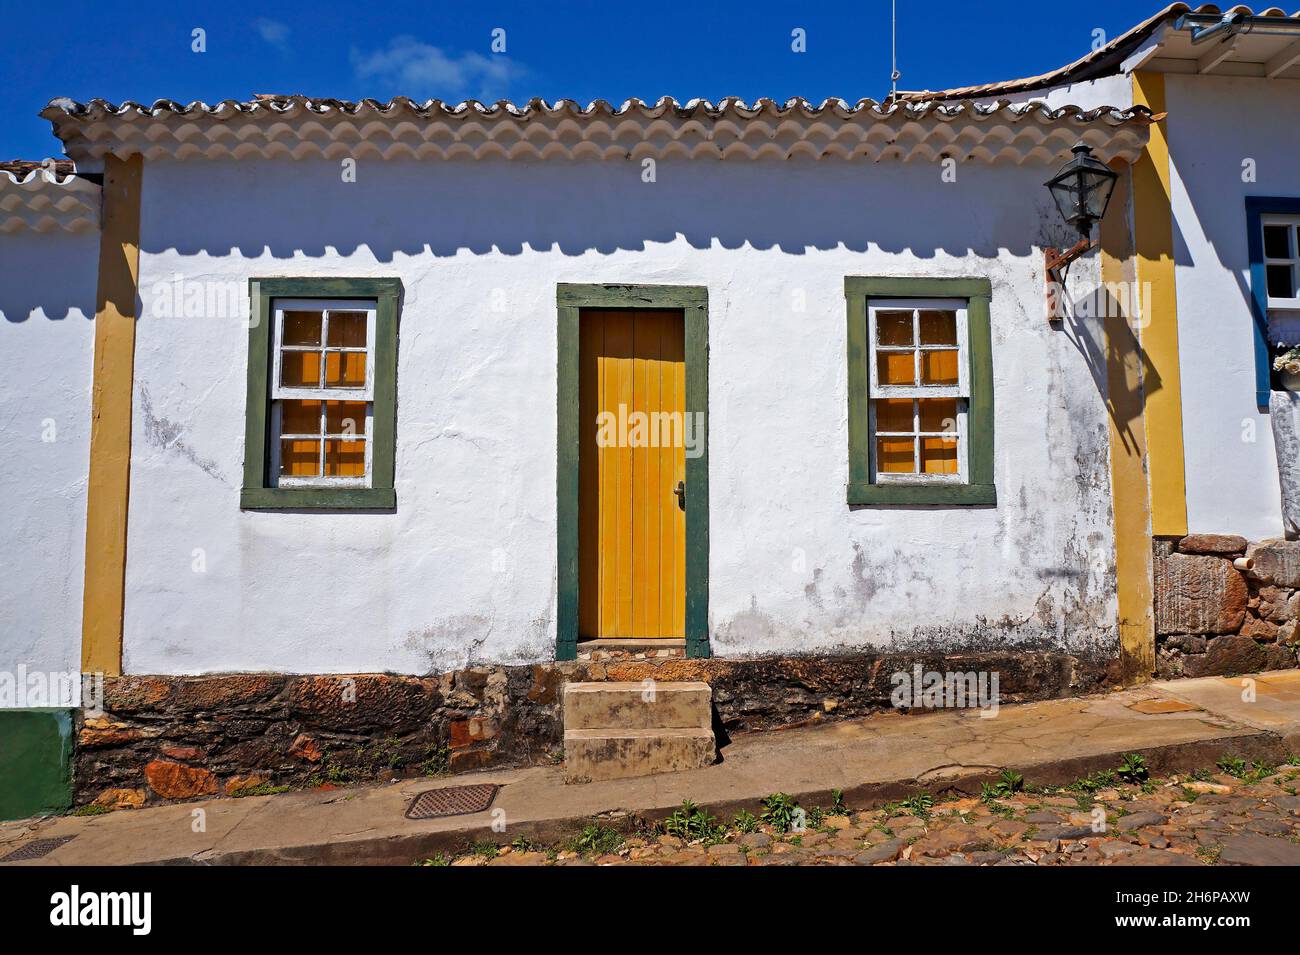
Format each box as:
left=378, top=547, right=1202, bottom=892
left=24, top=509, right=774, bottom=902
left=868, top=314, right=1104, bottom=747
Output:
left=890, top=665, right=1000, bottom=717
left=149, top=275, right=250, bottom=324
left=50, top=885, right=151, bottom=935
left=0, top=666, right=104, bottom=715
left=596, top=403, right=705, bottom=459
left=1047, top=278, right=1153, bottom=326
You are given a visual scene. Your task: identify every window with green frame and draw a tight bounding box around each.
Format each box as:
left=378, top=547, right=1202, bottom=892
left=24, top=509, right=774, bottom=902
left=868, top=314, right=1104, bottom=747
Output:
left=845, top=276, right=995, bottom=506
left=241, top=277, right=401, bottom=510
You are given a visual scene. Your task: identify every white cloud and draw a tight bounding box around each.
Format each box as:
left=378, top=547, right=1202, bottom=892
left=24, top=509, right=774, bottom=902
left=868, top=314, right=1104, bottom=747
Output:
left=350, top=36, right=523, bottom=101
left=254, top=18, right=291, bottom=52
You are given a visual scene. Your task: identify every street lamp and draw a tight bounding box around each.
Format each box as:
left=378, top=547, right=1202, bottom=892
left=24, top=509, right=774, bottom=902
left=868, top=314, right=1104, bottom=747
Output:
left=1045, top=141, right=1119, bottom=241
left=1043, top=141, right=1119, bottom=322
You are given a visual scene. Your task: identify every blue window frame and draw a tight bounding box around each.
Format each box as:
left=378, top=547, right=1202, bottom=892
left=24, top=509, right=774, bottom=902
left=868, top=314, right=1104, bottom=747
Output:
left=1246, top=196, right=1300, bottom=407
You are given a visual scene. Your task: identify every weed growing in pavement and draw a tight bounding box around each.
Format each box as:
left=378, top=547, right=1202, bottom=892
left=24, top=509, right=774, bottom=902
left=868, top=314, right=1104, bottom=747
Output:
left=1070, top=769, right=1118, bottom=794
left=1217, top=755, right=1248, bottom=778
left=1117, top=753, right=1148, bottom=783
left=662, top=800, right=725, bottom=843
left=760, top=792, right=802, bottom=832
left=567, top=824, right=623, bottom=856
left=901, top=792, right=935, bottom=817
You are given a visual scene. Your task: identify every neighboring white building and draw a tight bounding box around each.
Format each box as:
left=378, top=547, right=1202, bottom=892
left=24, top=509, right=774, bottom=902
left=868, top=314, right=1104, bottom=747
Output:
left=0, top=161, right=99, bottom=703
left=906, top=2, right=1300, bottom=541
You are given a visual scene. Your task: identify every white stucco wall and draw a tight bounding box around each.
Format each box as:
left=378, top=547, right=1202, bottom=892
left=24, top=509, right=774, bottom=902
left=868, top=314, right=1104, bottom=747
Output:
left=123, top=156, right=1119, bottom=674
left=1165, top=75, right=1300, bottom=540
left=0, top=230, right=97, bottom=703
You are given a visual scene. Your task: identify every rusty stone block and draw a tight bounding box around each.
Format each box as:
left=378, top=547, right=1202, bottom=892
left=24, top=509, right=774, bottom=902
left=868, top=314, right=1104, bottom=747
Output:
left=1154, top=554, right=1247, bottom=635
left=1183, top=634, right=1293, bottom=677
left=170, top=674, right=285, bottom=710
left=449, top=720, right=473, bottom=749
left=287, top=733, right=322, bottom=762
left=78, top=716, right=151, bottom=748
left=452, top=668, right=491, bottom=702
left=1257, top=586, right=1299, bottom=624
left=91, top=787, right=146, bottom=810
left=144, top=760, right=219, bottom=799
left=1247, top=540, right=1300, bottom=588
left=287, top=674, right=438, bottom=733
left=527, top=664, right=562, bottom=704
left=1178, top=534, right=1248, bottom=555
left=449, top=717, right=497, bottom=749
left=1240, top=615, right=1279, bottom=642
left=102, top=676, right=173, bottom=713
left=159, top=744, right=203, bottom=761
left=449, top=749, right=496, bottom=772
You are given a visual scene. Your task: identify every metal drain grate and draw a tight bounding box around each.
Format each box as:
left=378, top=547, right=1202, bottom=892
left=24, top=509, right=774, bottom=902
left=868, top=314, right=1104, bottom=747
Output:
left=405, top=784, right=500, bottom=820
left=1, top=835, right=75, bottom=863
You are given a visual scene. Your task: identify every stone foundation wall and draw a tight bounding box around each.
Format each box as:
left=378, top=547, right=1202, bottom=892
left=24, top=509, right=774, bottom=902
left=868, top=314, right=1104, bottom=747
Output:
left=74, top=649, right=1112, bottom=808
left=1154, top=535, right=1300, bottom=679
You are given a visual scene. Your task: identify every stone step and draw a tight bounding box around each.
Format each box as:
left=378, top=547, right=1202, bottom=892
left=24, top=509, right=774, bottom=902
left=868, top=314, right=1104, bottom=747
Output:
left=562, top=681, right=712, bottom=732
left=563, top=727, right=717, bottom=783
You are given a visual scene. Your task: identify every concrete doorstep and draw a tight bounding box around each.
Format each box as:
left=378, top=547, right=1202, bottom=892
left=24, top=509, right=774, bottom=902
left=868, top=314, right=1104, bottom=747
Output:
left=3, top=670, right=1299, bottom=867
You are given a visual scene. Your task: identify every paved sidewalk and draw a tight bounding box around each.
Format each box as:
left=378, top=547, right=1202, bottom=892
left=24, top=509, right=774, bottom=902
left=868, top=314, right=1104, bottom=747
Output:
left=3, top=670, right=1299, bottom=866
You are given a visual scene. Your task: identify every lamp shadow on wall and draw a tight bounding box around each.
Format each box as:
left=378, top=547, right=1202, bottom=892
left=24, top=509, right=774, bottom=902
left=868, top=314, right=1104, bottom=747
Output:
left=1057, top=271, right=1162, bottom=457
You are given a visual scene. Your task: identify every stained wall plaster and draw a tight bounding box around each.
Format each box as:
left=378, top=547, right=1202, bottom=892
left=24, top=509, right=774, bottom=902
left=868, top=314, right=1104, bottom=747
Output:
left=122, top=156, right=1120, bottom=673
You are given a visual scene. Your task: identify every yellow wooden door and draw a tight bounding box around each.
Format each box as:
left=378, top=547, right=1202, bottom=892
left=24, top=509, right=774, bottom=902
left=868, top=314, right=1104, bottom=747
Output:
left=578, top=310, right=685, bottom=638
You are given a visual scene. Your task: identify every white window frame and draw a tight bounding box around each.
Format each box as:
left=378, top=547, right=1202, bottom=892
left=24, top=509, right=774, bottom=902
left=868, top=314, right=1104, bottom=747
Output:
left=269, top=298, right=377, bottom=488
left=867, top=297, right=969, bottom=485
left=1263, top=214, right=1300, bottom=311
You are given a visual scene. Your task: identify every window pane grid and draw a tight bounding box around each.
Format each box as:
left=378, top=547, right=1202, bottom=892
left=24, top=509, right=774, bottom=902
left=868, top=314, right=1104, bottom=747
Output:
left=868, top=300, right=968, bottom=482
left=270, top=300, right=376, bottom=486
left=1263, top=218, right=1300, bottom=303
left=277, top=308, right=370, bottom=390
left=276, top=399, right=369, bottom=480
left=872, top=306, right=964, bottom=392
left=873, top=397, right=962, bottom=476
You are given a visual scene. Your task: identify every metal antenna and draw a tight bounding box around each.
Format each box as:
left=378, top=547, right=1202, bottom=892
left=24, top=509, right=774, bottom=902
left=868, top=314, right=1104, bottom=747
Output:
left=890, top=0, right=901, bottom=101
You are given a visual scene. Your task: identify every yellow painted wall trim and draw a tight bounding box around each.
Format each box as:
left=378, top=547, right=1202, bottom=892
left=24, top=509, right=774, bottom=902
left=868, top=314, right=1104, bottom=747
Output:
left=81, top=155, right=143, bottom=676
left=1100, top=160, right=1155, bottom=682
left=1131, top=71, right=1189, bottom=538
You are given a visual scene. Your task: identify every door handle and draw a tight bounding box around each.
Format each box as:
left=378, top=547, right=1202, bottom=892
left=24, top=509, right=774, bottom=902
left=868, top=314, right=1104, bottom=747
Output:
left=673, top=480, right=685, bottom=510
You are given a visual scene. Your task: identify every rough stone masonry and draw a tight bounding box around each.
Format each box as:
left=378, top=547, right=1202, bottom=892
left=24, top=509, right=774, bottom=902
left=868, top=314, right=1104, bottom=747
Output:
left=1154, top=536, right=1300, bottom=679
left=71, top=537, right=1300, bottom=810
left=73, top=648, right=1110, bottom=809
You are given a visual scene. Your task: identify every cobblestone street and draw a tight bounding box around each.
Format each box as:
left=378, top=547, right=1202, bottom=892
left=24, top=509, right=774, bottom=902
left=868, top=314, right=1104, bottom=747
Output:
left=440, top=761, right=1300, bottom=867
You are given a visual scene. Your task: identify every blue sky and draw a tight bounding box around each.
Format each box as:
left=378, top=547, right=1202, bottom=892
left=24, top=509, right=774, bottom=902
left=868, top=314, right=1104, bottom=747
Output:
left=4, top=0, right=1165, bottom=160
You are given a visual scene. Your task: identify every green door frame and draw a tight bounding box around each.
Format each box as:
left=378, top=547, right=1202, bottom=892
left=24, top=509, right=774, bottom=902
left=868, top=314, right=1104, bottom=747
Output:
left=556, top=283, right=710, bottom=660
